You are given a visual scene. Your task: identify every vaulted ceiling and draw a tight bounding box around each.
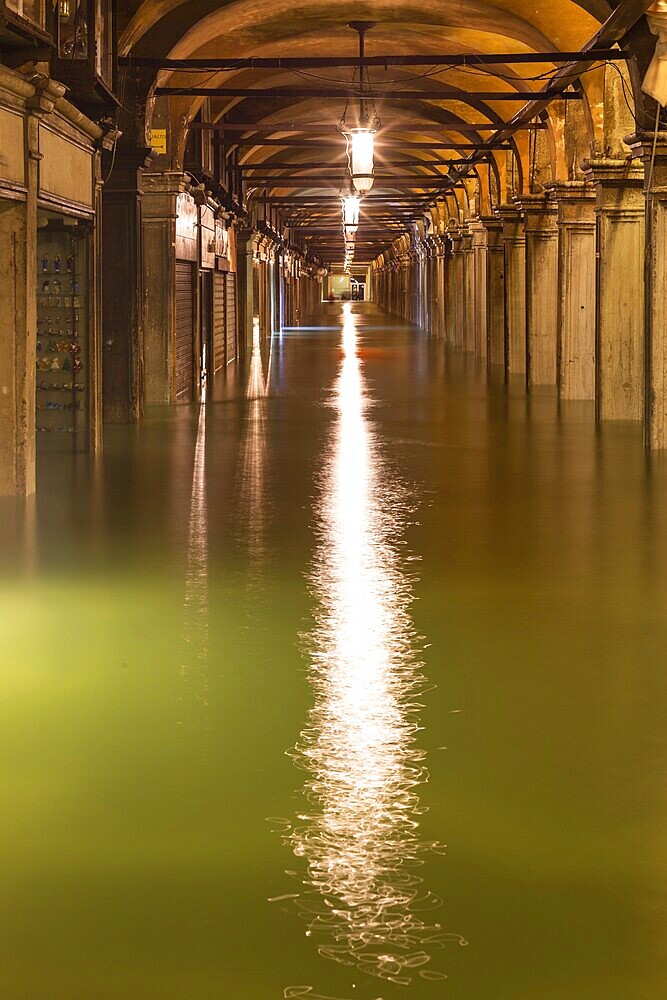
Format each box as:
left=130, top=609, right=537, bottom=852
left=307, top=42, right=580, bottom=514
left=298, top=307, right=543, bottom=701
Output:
left=116, top=1, right=652, bottom=267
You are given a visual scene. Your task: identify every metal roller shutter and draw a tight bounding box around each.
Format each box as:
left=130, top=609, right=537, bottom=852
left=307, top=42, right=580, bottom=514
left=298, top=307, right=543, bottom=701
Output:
left=213, top=273, right=226, bottom=373
left=225, top=272, right=237, bottom=364
left=175, top=262, right=194, bottom=401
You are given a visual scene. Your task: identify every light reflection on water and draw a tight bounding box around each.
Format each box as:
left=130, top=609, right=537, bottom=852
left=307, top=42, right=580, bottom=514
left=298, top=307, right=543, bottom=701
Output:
left=238, top=319, right=270, bottom=566
left=180, top=390, right=210, bottom=742
left=279, top=305, right=466, bottom=990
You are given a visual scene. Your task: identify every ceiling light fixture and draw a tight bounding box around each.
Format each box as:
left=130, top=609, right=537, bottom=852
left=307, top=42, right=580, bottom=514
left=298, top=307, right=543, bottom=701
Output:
left=339, top=22, right=381, bottom=195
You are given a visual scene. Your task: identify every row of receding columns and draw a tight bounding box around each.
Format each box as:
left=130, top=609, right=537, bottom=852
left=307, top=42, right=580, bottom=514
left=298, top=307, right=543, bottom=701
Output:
left=373, top=138, right=667, bottom=445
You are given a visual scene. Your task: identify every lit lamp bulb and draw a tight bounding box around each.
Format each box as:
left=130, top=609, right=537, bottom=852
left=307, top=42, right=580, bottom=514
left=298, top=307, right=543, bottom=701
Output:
left=342, top=194, right=361, bottom=227
left=347, top=128, right=375, bottom=194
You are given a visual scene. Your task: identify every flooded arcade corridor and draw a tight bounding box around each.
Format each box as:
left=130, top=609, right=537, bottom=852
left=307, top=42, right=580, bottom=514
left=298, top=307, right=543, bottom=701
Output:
left=1, top=302, right=666, bottom=1000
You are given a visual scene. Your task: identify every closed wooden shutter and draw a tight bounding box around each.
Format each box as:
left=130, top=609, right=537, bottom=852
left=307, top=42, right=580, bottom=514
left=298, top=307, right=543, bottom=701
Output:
left=225, top=272, right=237, bottom=364
left=175, top=262, right=194, bottom=401
left=213, top=273, right=226, bottom=373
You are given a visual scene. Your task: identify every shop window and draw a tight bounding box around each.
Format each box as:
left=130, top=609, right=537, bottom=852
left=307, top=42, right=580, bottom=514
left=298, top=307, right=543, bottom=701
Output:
left=36, top=214, right=91, bottom=453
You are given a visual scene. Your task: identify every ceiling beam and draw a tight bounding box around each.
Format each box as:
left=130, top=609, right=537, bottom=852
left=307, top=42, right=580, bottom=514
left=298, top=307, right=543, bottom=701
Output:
left=195, top=122, right=545, bottom=132
left=239, top=159, right=460, bottom=169
left=155, top=85, right=581, bottom=100
left=224, top=139, right=511, bottom=148
left=243, top=175, right=464, bottom=183
left=124, top=50, right=625, bottom=70
left=256, top=197, right=450, bottom=203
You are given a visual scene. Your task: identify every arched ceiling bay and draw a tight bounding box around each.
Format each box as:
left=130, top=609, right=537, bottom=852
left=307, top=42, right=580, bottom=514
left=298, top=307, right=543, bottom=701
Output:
left=117, top=0, right=646, bottom=267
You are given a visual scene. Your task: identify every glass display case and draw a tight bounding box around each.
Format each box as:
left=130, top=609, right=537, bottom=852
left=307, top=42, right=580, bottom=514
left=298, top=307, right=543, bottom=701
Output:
left=0, top=0, right=50, bottom=47
left=53, top=0, right=116, bottom=105
left=36, top=217, right=89, bottom=452
left=4, top=0, right=45, bottom=27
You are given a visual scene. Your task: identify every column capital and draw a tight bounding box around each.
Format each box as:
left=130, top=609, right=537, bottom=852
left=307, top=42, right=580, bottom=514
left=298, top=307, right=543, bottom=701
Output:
left=625, top=132, right=667, bottom=190
left=447, top=221, right=464, bottom=252
left=581, top=156, right=644, bottom=188
left=460, top=223, right=474, bottom=250
left=103, top=142, right=153, bottom=193
left=470, top=217, right=497, bottom=250
left=545, top=179, right=595, bottom=201
left=142, top=170, right=189, bottom=194
left=480, top=215, right=504, bottom=250
left=495, top=204, right=525, bottom=243
left=515, top=193, right=558, bottom=236
left=235, top=226, right=256, bottom=247
left=142, top=171, right=189, bottom=222
left=546, top=180, right=596, bottom=227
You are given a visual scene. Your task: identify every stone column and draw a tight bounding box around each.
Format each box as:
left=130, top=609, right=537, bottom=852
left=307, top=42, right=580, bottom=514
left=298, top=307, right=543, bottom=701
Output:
left=430, top=239, right=441, bottom=335
left=471, top=219, right=488, bottom=360
left=517, top=194, right=558, bottom=387
left=425, top=239, right=436, bottom=334
left=584, top=158, right=645, bottom=422
left=412, top=249, right=422, bottom=326
left=448, top=224, right=465, bottom=348
left=628, top=133, right=667, bottom=447
left=141, top=172, right=187, bottom=404
left=235, top=227, right=256, bottom=360
left=485, top=217, right=505, bottom=368
left=436, top=239, right=447, bottom=338
left=402, top=255, right=411, bottom=322
left=497, top=206, right=526, bottom=376
left=461, top=223, right=475, bottom=352
left=102, top=144, right=151, bottom=422
left=550, top=182, right=597, bottom=400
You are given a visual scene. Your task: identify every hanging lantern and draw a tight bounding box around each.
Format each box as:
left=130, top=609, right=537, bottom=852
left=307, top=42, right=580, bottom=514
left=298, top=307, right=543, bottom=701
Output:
left=347, top=128, right=376, bottom=194
left=342, top=194, right=361, bottom=227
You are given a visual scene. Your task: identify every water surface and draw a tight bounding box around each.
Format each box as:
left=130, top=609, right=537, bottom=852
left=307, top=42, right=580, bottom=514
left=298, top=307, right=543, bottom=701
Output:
left=1, top=302, right=665, bottom=1000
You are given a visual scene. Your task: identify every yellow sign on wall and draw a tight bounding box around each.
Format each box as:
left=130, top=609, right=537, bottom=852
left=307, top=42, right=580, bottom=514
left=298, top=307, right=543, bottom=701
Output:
left=150, top=129, right=167, bottom=155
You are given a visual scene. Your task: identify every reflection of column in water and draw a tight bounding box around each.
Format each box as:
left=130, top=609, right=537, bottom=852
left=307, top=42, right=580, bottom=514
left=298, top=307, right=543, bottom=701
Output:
left=180, top=395, right=210, bottom=742
left=238, top=319, right=270, bottom=567
left=281, top=305, right=466, bottom=989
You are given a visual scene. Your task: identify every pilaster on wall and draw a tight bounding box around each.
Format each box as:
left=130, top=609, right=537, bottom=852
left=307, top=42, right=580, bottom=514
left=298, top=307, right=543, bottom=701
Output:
left=497, top=206, right=526, bottom=376
left=583, top=157, right=645, bottom=421
left=142, top=171, right=188, bottom=404
left=0, top=197, right=35, bottom=496
left=550, top=182, right=597, bottom=401
left=517, top=194, right=559, bottom=387
left=628, top=133, right=667, bottom=447
left=235, top=227, right=256, bottom=360
left=102, top=144, right=151, bottom=423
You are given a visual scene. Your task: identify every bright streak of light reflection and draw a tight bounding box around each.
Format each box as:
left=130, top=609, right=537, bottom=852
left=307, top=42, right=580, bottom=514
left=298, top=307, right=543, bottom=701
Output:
left=278, top=303, right=466, bottom=989
left=180, top=396, right=210, bottom=740
left=238, top=318, right=270, bottom=565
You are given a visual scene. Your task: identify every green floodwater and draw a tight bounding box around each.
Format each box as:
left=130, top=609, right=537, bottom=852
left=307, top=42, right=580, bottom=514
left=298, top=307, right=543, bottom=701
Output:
left=1, top=302, right=666, bottom=1000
